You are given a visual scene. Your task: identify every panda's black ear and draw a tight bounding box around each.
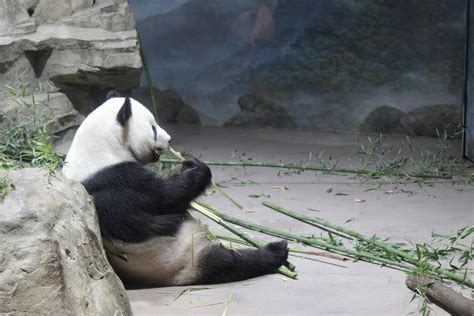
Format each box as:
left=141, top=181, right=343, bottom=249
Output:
left=107, top=89, right=122, bottom=99
left=117, top=97, right=132, bottom=126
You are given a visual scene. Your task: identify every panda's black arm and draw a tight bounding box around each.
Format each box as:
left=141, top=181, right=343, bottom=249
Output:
left=150, top=157, right=212, bottom=212
left=83, top=158, right=211, bottom=214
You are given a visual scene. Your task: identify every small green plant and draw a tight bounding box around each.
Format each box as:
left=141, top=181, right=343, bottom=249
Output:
left=409, top=283, right=431, bottom=316
left=0, top=85, right=64, bottom=172
left=354, top=132, right=474, bottom=183
left=0, top=176, right=14, bottom=201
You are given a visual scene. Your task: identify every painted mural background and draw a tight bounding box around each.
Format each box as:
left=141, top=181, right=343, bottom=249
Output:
left=129, top=0, right=466, bottom=135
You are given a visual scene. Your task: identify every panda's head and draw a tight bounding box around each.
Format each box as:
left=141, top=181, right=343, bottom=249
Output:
left=115, top=96, right=171, bottom=164
left=63, top=96, right=171, bottom=182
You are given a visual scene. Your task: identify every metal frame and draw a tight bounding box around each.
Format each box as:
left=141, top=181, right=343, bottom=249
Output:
left=465, top=0, right=474, bottom=160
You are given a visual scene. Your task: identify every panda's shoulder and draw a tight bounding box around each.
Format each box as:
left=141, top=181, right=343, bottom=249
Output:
left=83, top=161, right=155, bottom=192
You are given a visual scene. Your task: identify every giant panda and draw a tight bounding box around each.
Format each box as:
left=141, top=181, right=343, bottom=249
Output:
left=62, top=94, right=289, bottom=288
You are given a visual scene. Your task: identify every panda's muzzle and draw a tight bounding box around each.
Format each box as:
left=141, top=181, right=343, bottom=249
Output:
left=152, top=148, right=163, bottom=162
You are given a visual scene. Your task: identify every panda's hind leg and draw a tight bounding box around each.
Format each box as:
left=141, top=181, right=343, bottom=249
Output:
left=192, top=239, right=289, bottom=285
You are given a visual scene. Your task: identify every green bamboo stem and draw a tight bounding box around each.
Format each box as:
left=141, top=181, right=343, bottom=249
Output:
left=212, top=184, right=243, bottom=209
left=193, top=201, right=414, bottom=272
left=195, top=202, right=295, bottom=271
left=262, top=201, right=474, bottom=288
left=263, top=200, right=410, bottom=259
left=197, top=202, right=474, bottom=287
left=190, top=202, right=297, bottom=279
left=159, top=158, right=453, bottom=180
left=215, top=234, right=346, bottom=261
left=138, top=35, right=158, bottom=120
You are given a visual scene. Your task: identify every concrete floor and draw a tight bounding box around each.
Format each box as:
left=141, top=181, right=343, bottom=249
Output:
left=128, top=125, right=474, bottom=316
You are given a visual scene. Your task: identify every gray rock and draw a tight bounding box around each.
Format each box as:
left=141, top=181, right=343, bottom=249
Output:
left=0, top=0, right=142, bottom=114
left=0, top=168, right=131, bottom=315
left=401, top=104, right=462, bottom=137
left=225, top=94, right=296, bottom=128
left=132, top=87, right=201, bottom=125
left=359, top=105, right=408, bottom=134
left=176, top=104, right=201, bottom=125
left=52, top=127, right=79, bottom=155
left=0, top=92, right=84, bottom=136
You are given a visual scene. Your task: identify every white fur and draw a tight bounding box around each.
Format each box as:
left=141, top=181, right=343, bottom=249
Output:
left=62, top=97, right=170, bottom=182
left=104, top=219, right=209, bottom=286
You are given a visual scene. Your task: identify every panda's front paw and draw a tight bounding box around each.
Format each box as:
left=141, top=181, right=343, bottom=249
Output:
left=182, top=156, right=212, bottom=188
left=258, top=240, right=289, bottom=271
left=181, top=156, right=200, bottom=170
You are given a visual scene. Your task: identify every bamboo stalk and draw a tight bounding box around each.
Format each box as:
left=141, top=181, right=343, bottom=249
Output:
left=195, top=201, right=295, bottom=271
left=193, top=201, right=415, bottom=272
left=190, top=202, right=297, bottom=279
left=137, top=35, right=158, bottom=119
left=215, top=234, right=348, bottom=261
left=212, top=184, right=243, bottom=209
left=263, top=201, right=410, bottom=259
left=262, top=201, right=474, bottom=288
left=159, top=158, right=453, bottom=180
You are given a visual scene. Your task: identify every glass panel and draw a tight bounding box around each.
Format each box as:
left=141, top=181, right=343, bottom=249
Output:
left=130, top=0, right=466, bottom=137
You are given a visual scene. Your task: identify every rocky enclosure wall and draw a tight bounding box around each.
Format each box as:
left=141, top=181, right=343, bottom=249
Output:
left=0, top=0, right=142, bottom=134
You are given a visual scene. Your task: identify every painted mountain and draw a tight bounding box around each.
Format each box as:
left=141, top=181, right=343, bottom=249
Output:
left=134, top=0, right=466, bottom=130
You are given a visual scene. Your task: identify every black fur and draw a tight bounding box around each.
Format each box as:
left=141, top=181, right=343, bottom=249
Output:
left=116, top=97, right=132, bottom=126
left=83, top=156, right=211, bottom=243
left=196, top=240, right=289, bottom=284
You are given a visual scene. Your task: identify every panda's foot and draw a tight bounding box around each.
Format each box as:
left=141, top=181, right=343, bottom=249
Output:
left=193, top=239, right=289, bottom=285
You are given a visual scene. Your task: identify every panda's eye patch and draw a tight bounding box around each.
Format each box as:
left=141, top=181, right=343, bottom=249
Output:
left=152, top=125, right=157, bottom=141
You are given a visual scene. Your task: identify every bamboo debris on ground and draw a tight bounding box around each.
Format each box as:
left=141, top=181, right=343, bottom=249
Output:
left=194, top=201, right=416, bottom=272
left=159, top=158, right=455, bottom=180
left=194, top=201, right=474, bottom=289
left=261, top=201, right=474, bottom=288
left=162, top=147, right=473, bottom=289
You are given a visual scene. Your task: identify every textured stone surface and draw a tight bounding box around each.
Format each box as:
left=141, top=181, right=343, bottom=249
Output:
left=401, top=104, right=462, bottom=137
left=132, top=87, right=201, bottom=125
left=0, top=92, right=84, bottom=135
left=225, top=94, right=296, bottom=128
left=360, top=104, right=462, bottom=137
left=0, top=168, right=131, bottom=315
left=0, top=0, right=142, bottom=116
left=359, top=105, right=408, bottom=135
